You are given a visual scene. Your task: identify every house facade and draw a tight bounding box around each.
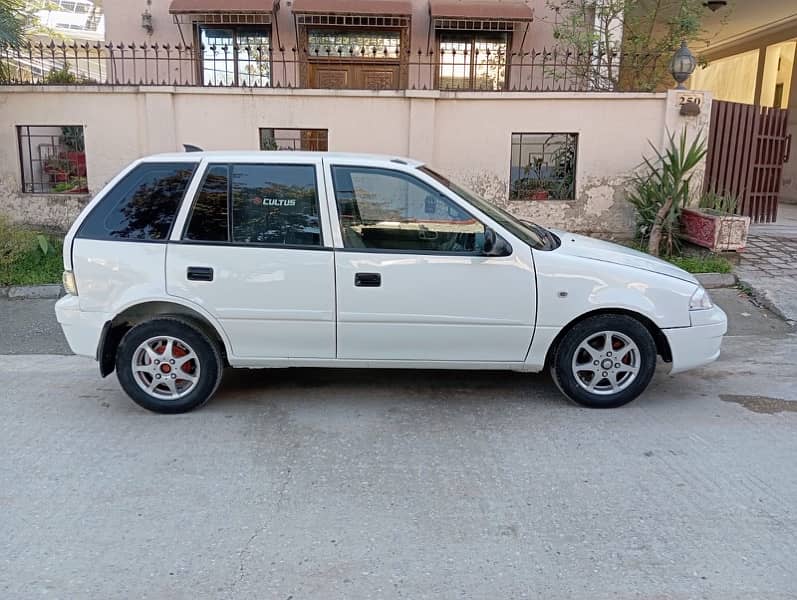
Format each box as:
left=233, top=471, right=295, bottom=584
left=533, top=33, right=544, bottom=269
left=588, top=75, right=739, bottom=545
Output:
left=1, top=1, right=710, bottom=236
left=690, top=0, right=797, bottom=204
left=103, top=0, right=560, bottom=91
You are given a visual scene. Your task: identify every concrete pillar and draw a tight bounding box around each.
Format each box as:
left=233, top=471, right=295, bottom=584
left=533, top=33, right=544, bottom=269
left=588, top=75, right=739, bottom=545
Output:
left=142, top=89, right=178, bottom=154
left=407, top=93, right=437, bottom=162
left=663, top=89, right=713, bottom=204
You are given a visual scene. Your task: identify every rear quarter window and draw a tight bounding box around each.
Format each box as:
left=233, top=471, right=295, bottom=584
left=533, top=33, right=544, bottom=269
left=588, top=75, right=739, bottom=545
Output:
left=77, top=162, right=197, bottom=241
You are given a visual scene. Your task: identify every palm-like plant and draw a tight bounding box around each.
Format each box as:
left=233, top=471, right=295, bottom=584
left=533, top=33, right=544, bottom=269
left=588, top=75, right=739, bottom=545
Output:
left=0, top=0, right=25, bottom=46
left=627, top=128, right=706, bottom=257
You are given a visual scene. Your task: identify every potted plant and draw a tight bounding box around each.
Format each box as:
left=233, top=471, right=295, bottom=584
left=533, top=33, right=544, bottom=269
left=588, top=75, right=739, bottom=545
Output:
left=43, top=157, right=71, bottom=184
left=515, top=157, right=550, bottom=200
left=60, top=126, right=86, bottom=177
left=680, top=193, right=750, bottom=252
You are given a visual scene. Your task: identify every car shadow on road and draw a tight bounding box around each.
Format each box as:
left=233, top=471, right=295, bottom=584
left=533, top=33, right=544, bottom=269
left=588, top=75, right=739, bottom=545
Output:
left=212, top=366, right=568, bottom=411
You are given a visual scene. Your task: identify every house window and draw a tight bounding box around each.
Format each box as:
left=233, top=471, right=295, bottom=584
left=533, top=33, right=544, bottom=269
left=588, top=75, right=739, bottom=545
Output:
left=438, top=32, right=508, bottom=90
left=510, top=133, right=578, bottom=201
left=199, top=26, right=270, bottom=86
left=17, top=125, right=88, bottom=194
left=307, top=29, right=401, bottom=58
left=259, top=128, right=328, bottom=151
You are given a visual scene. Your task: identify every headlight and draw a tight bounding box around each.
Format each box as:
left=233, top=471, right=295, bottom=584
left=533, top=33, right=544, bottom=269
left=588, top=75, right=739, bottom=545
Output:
left=62, top=270, right=78, bottom=296
left=689, top=286, right=712, bottom=310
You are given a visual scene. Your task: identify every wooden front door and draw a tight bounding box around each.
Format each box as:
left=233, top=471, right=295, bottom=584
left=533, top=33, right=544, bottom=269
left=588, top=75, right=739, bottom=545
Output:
left=705, top=100, right=792, bottom=223
left=307, top=62, right=400, bottom=90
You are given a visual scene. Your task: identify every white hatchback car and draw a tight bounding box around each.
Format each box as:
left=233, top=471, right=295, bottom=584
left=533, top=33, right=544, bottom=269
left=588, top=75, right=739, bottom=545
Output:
left=56, top=151, right=727, bottom=413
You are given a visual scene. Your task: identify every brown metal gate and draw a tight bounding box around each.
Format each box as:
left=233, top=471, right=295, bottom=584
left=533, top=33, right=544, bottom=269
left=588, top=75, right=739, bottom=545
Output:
left=704, top=100, right=792, bottom=223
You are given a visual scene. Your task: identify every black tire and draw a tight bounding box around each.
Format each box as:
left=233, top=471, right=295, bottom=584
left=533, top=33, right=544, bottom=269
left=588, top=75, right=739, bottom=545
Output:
left=550, top=314, right=657, bottom=409
left=115, top=317, right=223, bottom=414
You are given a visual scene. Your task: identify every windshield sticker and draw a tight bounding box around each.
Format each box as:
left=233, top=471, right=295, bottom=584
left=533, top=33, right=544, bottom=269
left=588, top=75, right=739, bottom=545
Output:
left=251, top=197, right=297, bottom=207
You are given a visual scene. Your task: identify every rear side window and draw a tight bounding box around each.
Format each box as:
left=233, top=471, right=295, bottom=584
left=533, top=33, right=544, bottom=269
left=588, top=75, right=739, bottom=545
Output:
left=77, top=162, right=197, bottom=241
left=184, top=165, right=229, bottom=242
left=183, top=163, right=321, bottom=247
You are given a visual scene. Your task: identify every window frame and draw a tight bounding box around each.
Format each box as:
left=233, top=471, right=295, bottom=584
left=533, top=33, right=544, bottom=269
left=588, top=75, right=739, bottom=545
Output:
left=196, top=24, right=272, bottom=87
left=436, top=30, right=510, bottom=91
left=259, top=128, right=329, bottom=151
left=328, top=164, right=494, bottom=256
left=74, top=161, right=198, bottom=243
left=509, top=132, right=579, bottom=202
left=179, top=161, right=328, bottom=251
left=17, top=124, right=88, bottom=195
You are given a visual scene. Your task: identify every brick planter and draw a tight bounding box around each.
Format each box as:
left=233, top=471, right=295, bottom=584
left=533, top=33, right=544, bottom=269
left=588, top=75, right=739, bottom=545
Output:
left=680, top=208, right=751, bottom=252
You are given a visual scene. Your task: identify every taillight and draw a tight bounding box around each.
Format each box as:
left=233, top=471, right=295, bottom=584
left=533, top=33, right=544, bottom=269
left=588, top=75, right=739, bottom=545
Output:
left=62, top=270, right=78, bottom=296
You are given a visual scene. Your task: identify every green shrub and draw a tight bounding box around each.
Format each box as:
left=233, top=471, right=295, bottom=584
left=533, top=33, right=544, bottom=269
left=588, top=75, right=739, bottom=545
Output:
left=699, top=192, right=738, bottom=215
left=0, top=215, right=36, bottom=273
left=44, top=64, right=77, bottom=84
left=0, top=216, right=63, bottom=286
left=627, top=129, right=707, bottom=257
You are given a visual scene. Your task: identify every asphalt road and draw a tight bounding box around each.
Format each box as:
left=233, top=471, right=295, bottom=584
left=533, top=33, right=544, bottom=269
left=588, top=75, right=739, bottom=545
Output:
left=1, top=291, right=796, bottom=599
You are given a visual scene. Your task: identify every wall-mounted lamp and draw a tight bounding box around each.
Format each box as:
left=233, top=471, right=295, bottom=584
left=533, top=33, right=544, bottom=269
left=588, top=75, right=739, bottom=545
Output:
left=669, top=40, right=697, bottom=90
left=703, top=1, right=728, bottom=11
left=141, top=11, right=153, bottom=34
left=142, top=0, right=153, bottom=35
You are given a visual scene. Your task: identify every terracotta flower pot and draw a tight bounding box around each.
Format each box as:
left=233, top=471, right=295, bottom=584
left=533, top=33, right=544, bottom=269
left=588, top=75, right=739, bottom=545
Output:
left=680, top=207, right=750, bottom=252
left=530, top=189, right=549, bottom=201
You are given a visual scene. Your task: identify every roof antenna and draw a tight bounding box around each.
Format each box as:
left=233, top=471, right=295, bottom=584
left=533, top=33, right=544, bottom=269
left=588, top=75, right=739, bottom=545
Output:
left=183, top=144, right=203, bottom=152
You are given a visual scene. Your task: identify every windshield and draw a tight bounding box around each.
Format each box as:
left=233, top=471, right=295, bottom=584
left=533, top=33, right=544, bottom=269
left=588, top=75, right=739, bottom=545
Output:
left=418, top=166, right=559, bottom=251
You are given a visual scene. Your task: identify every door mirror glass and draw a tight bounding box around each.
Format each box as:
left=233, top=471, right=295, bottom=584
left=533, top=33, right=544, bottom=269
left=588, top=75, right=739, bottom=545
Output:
left=482, top=227, right=511, bottom=257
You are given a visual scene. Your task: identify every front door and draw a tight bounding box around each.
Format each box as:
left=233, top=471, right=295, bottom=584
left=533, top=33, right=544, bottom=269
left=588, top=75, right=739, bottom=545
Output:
left=325, top=161, right=536, bottom=362
left=166, top=159, right=336, bottom=359
left=308, top=62, right=400, bottom=90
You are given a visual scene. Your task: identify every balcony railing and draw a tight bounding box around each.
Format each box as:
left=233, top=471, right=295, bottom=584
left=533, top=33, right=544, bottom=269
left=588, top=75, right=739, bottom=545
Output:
left=0, top=41, right=664, bottom=92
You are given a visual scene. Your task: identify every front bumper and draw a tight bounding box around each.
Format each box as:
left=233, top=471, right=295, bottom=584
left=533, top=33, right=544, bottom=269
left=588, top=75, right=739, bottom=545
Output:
left=663, top=305, right=728, bottom=374
left=55, top=295, right=109, bottom=359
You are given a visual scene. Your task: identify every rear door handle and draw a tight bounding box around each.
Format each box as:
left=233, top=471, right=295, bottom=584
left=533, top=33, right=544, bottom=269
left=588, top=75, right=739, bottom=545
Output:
left=354, top=272, right=381, bottom=287
left=187, top=266, right=214, bottom=282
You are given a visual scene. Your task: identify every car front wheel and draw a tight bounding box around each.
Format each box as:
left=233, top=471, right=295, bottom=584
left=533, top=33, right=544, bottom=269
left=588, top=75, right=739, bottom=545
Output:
left=551, top=314, right=657, bottom=408
left=115, top=318, right=223, bottom=414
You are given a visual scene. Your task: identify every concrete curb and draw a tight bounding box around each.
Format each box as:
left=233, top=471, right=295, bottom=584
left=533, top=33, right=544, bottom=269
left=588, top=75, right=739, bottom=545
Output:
left=0, top=284, right=64, bottom=299
left=736, top=275, right=797, bottom=328
left=694, top=272, right=738, bottom=289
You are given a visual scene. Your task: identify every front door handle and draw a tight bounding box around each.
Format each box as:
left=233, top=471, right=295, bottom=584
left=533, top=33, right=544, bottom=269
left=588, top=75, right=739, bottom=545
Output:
left=187, top=266, right=214, bottom=282
left=354, top=272, right=381, bottom=287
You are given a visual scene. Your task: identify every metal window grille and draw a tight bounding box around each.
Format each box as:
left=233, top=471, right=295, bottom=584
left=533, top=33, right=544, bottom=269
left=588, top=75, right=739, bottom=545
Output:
left=259, top=128, right=329, bottom=151
left=17, top=125, right=88, bottom=194
left=307, top=30, right=401, bottom=59
left=0, top=41, right=655, bottom=91
left=510, top=133, right=578, bottom=201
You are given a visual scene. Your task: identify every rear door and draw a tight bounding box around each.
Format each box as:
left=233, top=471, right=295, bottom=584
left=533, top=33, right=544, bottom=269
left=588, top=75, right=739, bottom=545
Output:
left=324, top=158, right=536, bottom=362
left=166, top=157, right=336, bottom=359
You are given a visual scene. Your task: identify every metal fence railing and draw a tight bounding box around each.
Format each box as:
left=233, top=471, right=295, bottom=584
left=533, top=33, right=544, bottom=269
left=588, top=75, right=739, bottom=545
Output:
left=0, top=41, right=664, bottom=92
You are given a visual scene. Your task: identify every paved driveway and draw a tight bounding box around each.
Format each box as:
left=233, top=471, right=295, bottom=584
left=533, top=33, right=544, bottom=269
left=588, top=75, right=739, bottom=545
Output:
left=1, top=292, right=796, bottom=599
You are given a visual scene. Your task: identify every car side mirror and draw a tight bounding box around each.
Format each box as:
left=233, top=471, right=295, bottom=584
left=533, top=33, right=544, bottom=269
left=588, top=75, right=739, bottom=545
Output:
left=482, top=228, right=511, bottom=257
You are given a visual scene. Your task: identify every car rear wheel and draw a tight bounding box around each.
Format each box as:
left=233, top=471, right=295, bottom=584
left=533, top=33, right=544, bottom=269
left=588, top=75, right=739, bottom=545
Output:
left=115, top=318, right=223, bottom=414
left=551, top=314, right=657, bottom=408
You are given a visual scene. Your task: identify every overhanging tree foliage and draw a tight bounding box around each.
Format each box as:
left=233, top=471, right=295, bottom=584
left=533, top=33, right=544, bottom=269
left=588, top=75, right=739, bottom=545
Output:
left=546, top=0, right=706, bottom=91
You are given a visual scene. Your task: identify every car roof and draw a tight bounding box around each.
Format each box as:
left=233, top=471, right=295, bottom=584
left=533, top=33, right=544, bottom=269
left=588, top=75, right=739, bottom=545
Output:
left=142, top=150, right=425, bottom=167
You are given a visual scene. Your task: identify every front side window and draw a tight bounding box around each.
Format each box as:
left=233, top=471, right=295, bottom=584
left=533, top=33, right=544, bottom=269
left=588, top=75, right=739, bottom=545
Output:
left=183, top=163, right=322, bottom=247
left=438, top=32, right=508, bottom=90
left=199, top=26, right=270, bottom=86
left=77, top=162, right=197, bottom=241
left=331, top=166, right=484, bottom=253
